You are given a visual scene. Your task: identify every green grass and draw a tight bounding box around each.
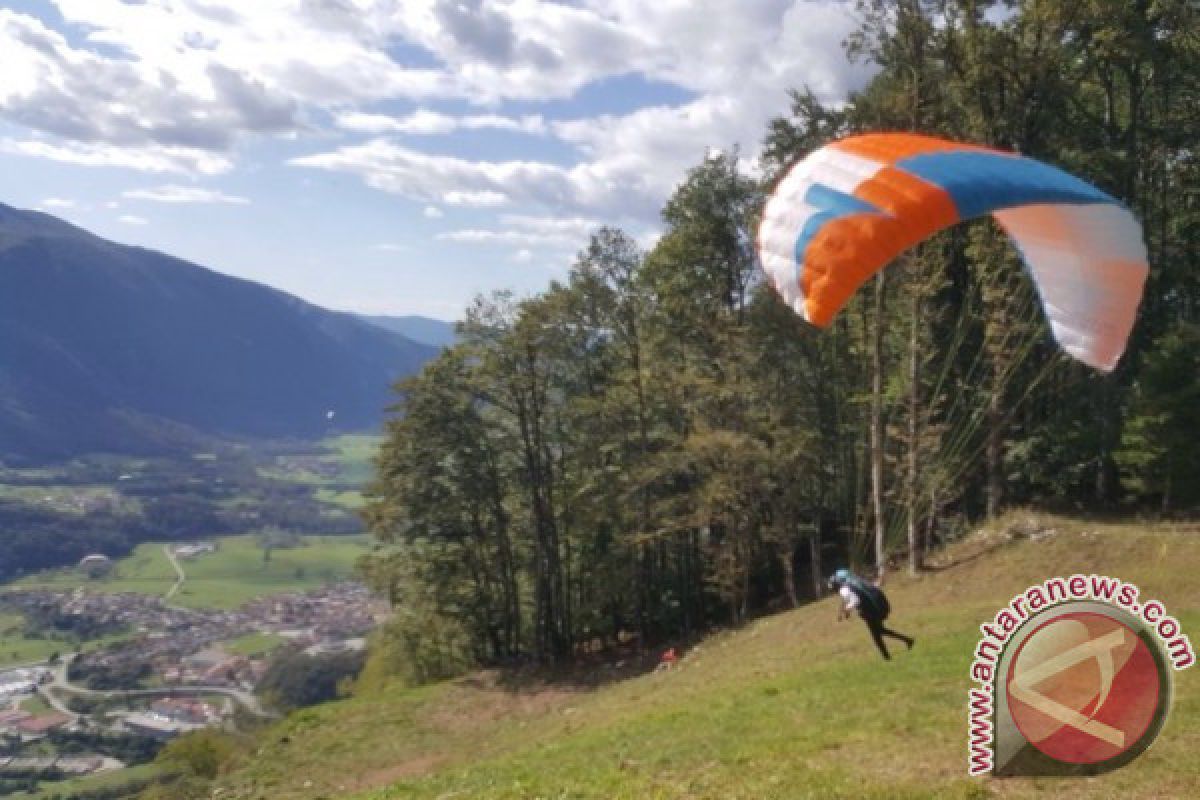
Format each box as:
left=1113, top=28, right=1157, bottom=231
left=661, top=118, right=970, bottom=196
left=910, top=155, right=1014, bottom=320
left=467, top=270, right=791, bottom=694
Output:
left=316, top=487, right=367, bottom=510
left=325, top=434, right=382, bottom=486
left=258, top=435, right=381, bottom=489
left=223, top=631, right=285, bottom=657
left=169, top=535, right=370, bottom=608
left=12, top=541, right=177, bottom=597
left=11, top=534, right=372, bottom=610
left=0, top=613, right=66, bottom=668
left=18, top=693, right=53, bottom=715
left=8, top=763, right=164, bottom=800
left=210, top=514, right=1200, bottom=799
left=0, top=613, right=136, bottom=668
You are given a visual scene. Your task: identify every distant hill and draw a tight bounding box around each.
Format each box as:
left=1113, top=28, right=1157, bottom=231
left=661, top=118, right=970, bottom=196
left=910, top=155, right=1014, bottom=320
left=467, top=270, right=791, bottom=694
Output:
left=0, top=203, right=437, bottom=463
left=358, top=314, right=457, bottom=348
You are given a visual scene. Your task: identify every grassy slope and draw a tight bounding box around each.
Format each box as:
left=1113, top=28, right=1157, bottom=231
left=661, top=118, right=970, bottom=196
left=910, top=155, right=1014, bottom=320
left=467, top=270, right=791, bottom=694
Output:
left=10, top=535, right=371, bottom=610
left=8, top=763, right=164, bottom=800
left=0, top=612, right=63, bottom=667
left=212, top=514, right=1200, bottom=800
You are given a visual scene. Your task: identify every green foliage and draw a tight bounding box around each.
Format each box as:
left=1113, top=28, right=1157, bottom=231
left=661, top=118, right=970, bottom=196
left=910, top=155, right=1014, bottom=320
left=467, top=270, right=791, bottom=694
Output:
left=159, top=729, right=241, bottom=777
left=49, top=729, right=163, bottom=765
left=1117, top=323, right=1200, bottom=508
left=255, top=526, right=302, bottom=550
left=360, top=0, right=1200, bottom=677
left=258, top=647, right=366, bottom=711
left=367, top=603, right=474, bottom=687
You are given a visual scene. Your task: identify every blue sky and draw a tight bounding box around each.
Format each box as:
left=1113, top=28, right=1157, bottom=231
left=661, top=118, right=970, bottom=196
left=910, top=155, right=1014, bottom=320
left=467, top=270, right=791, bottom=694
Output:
left=0, top=0, right=872, bottom=320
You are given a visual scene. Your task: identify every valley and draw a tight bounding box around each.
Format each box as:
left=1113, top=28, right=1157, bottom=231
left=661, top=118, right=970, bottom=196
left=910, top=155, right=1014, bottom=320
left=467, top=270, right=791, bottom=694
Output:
left=0, top=436, right=385, bottom=798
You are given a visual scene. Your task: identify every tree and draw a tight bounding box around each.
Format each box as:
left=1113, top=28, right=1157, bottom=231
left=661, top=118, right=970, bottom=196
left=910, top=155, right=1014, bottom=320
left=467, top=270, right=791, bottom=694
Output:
left=158, top=729, right=238, bottom=780
left=1117, top=323, right=1200, bottom=510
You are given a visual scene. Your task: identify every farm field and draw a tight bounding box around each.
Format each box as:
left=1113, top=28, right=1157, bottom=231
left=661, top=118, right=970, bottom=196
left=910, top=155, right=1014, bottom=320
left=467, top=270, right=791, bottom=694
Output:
left=222, top=631, right=287, bottom=657
left=7, top=763, right=164, bottom=800
left=0, top=613, right=63, bottom=668
left=9, top=534, right=372, bottom=610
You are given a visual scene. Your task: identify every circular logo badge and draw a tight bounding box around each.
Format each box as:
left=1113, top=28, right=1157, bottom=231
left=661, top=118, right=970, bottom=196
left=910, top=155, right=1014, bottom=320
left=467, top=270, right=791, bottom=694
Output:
left=1005, top=609, right=1169, bottom=766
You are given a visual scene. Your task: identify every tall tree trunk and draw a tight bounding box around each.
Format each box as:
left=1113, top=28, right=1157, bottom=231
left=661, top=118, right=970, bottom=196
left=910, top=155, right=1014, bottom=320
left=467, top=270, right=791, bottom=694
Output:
left=779, top=543, right=798, bottom=609
left=809, top=527, right=823, bottom=600
left=870, top=271, right=887, bottom=579
left=907, top=286, right=921, bottom=574
left=986, top=365, right=1003, bottom=519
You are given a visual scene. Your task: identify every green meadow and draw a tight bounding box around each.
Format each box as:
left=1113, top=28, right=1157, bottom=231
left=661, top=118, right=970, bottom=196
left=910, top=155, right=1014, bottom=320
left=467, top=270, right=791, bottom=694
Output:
left=259, top=434, right=380, bottom=488
left=8, top=764, right=164, bottom=800
left=210, top=515, right=1200, bottom=800
left=0, top=613, right=63, bottom=667
left=326, top=434, right=382, bottom=487
left=222, top=631, right=286, bottom=657
left=10, top=534, right=372, bottom=610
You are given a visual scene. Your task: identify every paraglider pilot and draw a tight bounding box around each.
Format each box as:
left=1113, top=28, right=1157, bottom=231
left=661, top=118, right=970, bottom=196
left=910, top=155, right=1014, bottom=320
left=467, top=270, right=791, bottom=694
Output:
left=828, top=568, right=914, bottom=660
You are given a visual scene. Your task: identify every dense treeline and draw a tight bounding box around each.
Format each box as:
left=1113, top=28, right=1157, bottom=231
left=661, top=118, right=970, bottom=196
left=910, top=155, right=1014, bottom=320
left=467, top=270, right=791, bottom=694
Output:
left=49, top=730, right=163, bottom=765
left=363, top=0, right=1199, bottom=673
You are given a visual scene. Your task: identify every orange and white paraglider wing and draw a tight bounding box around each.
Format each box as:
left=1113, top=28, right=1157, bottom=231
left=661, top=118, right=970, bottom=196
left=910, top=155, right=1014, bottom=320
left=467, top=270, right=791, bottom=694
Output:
left=756, top=132, right=1148, bottom=371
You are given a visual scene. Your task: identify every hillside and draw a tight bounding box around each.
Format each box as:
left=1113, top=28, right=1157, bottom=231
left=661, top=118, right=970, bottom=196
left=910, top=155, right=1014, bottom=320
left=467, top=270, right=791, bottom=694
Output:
left=357, top=314, right=457, bottom=349
left=0, top=204, right=436, bottom=463
left=209, top=514, right=1200, bottom=799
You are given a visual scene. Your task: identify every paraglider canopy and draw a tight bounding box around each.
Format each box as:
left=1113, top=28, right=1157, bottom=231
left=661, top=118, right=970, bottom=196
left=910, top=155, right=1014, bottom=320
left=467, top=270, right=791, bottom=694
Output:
left=757, top=133, right=1149, bottom=371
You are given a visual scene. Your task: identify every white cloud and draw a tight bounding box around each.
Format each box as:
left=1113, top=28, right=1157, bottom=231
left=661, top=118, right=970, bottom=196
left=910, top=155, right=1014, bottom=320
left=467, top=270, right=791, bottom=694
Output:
left=336, top=110, right=546, bottom=136
left=438, top=229, right=548, bottom=245
left=372, top=242, right=410, bottom=252
left=290, top=0, right=868, bottom=227
left=443, top=190, right=509, bottom=207
left=2, top=0, right=869, bottom=215
left=500, top=214, right=600, bottom=239
left=0, top=0, right=878, bottom=321
left=118, top=214, right=148, bottom=225
left=42, top=197, right=75, bottom=209
left=382, top=1, right=865, bottom=105
left=0, top=2, right=445, bottom=173
left=123, top=186, right=249, bottom=204
left=295, top=138, right=537, bottom=206
left=438, top=214, right=600, bottom=249
left=0, top=10, right=296, bottom=153
left=1, top=138, right=232, bottom=175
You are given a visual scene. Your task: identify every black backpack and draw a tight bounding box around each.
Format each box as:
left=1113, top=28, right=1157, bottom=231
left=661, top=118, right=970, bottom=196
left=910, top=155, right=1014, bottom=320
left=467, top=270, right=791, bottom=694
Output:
left=845, top=575, right=890, bottom=620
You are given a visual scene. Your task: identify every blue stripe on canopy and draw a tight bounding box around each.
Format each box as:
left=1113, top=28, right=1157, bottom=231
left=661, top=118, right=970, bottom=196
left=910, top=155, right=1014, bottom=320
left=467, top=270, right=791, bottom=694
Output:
left=896, top=151, right=1116, bottom=220
left=793, top=183, right=881, bottom=270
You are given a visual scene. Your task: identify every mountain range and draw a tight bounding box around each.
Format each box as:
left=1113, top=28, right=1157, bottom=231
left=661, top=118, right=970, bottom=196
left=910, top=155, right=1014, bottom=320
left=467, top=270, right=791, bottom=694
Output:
left=356, top=314, right=456, bottom=349
left=0, top=203, right=440, bottom=463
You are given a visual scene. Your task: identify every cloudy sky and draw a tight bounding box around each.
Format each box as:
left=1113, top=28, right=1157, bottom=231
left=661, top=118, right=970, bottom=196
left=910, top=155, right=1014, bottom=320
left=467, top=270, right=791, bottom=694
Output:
left=1, top=0, right=873, bottom=320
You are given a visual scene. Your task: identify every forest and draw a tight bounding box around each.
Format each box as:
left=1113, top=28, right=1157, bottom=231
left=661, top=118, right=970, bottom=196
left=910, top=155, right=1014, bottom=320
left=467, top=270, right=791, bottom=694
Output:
left=361, top=0, right=1200, bottom=677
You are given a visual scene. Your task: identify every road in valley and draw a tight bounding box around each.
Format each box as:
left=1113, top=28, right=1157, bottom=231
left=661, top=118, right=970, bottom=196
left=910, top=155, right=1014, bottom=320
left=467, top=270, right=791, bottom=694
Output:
left=162, top=544, right=185, bottom=602
left=39, top=654, right=274, bottom=719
